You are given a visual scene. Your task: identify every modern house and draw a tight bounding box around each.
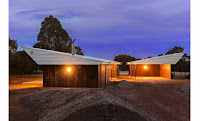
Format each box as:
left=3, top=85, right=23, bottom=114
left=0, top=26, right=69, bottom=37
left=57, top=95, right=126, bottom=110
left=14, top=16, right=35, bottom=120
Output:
left=22, top=46, right=120, bottom=88
left=127, top=52, right=185, bottom=79
left=22, top=46, right=184, bottom=88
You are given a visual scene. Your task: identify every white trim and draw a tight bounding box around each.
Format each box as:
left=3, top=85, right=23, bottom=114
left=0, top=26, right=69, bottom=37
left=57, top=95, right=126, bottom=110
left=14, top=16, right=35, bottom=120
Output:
left=22, top=46, right=121, bottom=65
left=127, top=52, right=185, bottom=65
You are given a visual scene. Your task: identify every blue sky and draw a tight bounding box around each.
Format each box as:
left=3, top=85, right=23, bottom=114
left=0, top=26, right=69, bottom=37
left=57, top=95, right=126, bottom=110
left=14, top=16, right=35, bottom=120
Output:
left=9, top=0, right=190, bottom=60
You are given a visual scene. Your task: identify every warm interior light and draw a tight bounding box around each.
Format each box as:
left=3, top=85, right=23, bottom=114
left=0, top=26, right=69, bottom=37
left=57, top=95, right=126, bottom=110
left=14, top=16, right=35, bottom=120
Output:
left=67, top=67, right=71, bottom=72
left=144, top=66, right=147, bottom=69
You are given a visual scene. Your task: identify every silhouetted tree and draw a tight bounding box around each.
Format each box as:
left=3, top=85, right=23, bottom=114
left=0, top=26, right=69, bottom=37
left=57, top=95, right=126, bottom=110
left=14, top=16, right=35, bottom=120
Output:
left=9, top=38, right=18, bottom=52
left=9, top=38, right=38, bottom=75
left=75, top=46, right=84, bottom=55
left=114, top=55, right=136, bottom=71
left=34, top=15, right=84, bottom=55
left=165, top=46, right=184, bottom=55
left=9, top=38, right=18, bottom=75
left=14, top=51, right=38, bottom=74
left=166, top=46, right=190, bottom=72
left=158, top=54, right=163, bottom=56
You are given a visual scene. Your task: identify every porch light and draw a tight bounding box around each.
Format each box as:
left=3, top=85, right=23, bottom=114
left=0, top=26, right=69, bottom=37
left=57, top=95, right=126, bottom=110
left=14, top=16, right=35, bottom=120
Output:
left=144, top=66, right=147, bottom=69
left=67, top=67, right=71, bottom=72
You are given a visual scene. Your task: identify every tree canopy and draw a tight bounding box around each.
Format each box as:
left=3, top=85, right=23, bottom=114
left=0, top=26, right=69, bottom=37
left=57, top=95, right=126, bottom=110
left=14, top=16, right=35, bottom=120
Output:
left=114, top=54, right=136, bottom=71
left=165, top=46, right=190, bottom=72
left=158, top=54, right=163, bottom=56
left=9, top=37, right=18, bottom=52
left=165, top=46, right=184, bottom=55
left=9, top=38, right=38, bottom=75
left=33, top=15, right=84, bottom=55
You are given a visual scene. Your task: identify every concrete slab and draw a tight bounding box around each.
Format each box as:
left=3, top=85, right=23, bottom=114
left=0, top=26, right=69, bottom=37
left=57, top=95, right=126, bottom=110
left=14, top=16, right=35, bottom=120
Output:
left=109, top=76, right=178, bottom=83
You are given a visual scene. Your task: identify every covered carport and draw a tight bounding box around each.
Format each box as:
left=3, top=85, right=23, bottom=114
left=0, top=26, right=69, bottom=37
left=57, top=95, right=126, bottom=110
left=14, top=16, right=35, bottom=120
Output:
left=127, top=52, right=185, bottom=79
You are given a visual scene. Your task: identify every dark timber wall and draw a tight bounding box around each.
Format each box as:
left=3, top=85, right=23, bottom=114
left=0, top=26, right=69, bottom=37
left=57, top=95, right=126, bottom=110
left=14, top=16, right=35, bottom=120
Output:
left=129, top=64, right=160, bottom=76
left=98, top=65, right=106, bottom=87
left=42, top=65, right=98, bottom=88
left=98, top=64, right=118, bottom=87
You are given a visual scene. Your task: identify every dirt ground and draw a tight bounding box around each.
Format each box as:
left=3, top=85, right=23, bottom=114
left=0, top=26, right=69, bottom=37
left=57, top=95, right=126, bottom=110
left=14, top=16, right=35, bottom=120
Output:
left=106, top=80, right=190, bottom=121
left=9, top=75, right=190, bottom=121
left=65, top=104, right=148, bottom=121
left=9, top=74, right=43, bottom=90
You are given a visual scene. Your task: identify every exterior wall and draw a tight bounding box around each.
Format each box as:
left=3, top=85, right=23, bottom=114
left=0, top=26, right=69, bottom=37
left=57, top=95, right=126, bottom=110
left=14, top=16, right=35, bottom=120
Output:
left=107, top=64, right=118, bottom=79
left=129, top=64, right=160, bottom=76
left=42, top=64, right=119, bottom=88
left=160, top=64, right=171, bottom=79
left=98, top=65, right=106, bottom=87
left=97, top=64, right=118, bottom=87
left=42, top=65, right=98, bottom=88
left=113, top=64, right=118, bottom=78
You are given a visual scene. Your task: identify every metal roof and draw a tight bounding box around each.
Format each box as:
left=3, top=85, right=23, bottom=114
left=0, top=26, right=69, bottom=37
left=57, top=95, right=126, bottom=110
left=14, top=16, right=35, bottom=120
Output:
left=127, top=52, right=185, bottom=65
left=22, top=46, right=121, bottom=65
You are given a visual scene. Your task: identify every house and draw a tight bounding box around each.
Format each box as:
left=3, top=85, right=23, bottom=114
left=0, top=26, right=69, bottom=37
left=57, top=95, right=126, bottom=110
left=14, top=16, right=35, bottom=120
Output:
left=22, top=46, right=184, bottom=88
left=22, top=46, right=120, bottom=88
left=127, top=52, right=185, bottom=79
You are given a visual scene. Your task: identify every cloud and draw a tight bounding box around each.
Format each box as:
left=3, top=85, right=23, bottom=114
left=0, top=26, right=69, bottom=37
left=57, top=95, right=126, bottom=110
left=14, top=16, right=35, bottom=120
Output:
left=9, top=0, right=190, bottom=59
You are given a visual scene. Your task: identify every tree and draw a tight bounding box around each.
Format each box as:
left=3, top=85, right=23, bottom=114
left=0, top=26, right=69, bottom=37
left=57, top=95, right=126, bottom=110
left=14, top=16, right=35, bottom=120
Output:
left=165, top=46, right=184, bottom=55
left=171, top=58, right=190, bottom=72
left=114, top=55, right=136, bottom=71
left=9, top=37, right=38, bottom=75
left=148, top=56, right=153, bottom=58
left=34, top=15, right=84, bottom=55
left=166, top=46, right=190, bottom=72
left=9, top=38, right=18, bottom=75
left=158, top=54, right=163, bottom=56
left=9, top=37, right=18, bottom=52
left=75, top=46, right=84, bottom=55
left=9, top=50, right=38, bottom=75
left=14, top=51, right=38, bottom=75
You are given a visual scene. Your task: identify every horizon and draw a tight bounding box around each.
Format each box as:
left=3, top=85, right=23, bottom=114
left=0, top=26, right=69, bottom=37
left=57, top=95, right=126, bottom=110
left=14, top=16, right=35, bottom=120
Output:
left=9, top=0, right=190, bottom=60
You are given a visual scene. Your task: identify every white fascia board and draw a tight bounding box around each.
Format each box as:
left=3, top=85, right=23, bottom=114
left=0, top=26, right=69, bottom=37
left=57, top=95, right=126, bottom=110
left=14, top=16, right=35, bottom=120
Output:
left=127, top=52, right=185, bottom=65
left=22, top=46, right=121, bottom=65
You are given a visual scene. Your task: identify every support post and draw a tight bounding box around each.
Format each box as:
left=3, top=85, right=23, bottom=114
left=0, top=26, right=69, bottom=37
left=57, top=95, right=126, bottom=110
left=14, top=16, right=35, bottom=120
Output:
left=117, top=65, right=119, bottom=76
left=135, top=64, right=136, bottom=79
left=132, top=64, right=133, bottom=78
left=105, top=65, right=107, bottom=86
left=111, top=64, right=112, bottom=80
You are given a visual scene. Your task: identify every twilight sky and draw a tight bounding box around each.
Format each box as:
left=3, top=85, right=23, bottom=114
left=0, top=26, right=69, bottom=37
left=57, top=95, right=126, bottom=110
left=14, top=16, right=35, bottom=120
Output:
left=9, top=0, right=190, bottom=60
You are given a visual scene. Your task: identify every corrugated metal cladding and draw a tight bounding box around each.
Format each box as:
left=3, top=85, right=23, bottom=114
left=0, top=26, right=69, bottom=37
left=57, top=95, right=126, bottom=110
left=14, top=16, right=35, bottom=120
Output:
left=127, top=52, right=185, bottom=65
left=22, top=46, right=120, bottom=65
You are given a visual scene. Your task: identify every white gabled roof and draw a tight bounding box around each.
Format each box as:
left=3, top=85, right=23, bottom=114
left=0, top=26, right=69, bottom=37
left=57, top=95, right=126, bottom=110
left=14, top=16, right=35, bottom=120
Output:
left=22, top=46, right=121, bottom=65
left=127, top=52, right=185, bottom=65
